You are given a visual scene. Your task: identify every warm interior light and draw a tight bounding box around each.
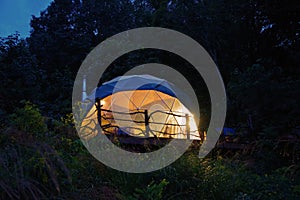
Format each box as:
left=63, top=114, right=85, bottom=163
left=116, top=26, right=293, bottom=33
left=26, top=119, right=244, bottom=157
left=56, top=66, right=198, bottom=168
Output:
left=81, top=90, right=200, bottom=140
left=173, top=106, right=199, bottom=139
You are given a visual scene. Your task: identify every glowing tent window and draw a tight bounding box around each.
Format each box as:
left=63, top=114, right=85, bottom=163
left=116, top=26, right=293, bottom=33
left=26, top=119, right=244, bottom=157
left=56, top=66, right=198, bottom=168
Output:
left=80, top=75, right=200, bottom=141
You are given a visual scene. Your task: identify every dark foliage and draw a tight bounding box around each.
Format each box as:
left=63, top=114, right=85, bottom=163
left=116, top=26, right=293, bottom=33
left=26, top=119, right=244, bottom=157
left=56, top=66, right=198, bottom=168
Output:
left=0, top=0, right=299, bottom=199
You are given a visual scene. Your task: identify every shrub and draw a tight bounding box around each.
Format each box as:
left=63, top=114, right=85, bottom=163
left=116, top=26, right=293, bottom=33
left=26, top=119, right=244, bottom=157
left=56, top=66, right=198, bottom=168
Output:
left=0, top=131, right=72, bottom=199
left=125, top=179, right=169, bottom=200
left=9, top=101, right=47, bottom=137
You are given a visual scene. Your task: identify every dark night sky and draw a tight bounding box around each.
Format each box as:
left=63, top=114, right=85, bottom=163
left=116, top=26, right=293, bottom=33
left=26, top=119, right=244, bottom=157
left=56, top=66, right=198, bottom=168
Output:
left=0, top=0, right=53, bottom=38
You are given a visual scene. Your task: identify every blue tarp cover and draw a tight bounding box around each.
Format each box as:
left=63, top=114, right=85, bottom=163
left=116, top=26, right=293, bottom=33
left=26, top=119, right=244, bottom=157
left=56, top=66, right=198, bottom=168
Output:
left=95, top=75, right=177, bottom=99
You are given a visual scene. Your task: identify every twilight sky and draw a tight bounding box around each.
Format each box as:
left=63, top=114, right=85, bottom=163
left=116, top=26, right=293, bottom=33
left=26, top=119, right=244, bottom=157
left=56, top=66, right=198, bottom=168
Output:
left=0, top=0, right=53, bottom=38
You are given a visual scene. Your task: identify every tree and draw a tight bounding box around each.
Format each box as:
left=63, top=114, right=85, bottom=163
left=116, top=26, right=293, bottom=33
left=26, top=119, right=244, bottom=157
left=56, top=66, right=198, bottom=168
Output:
left=29, top=0, right=135, bottom=75
left=0, top=33, right=42, bottom=113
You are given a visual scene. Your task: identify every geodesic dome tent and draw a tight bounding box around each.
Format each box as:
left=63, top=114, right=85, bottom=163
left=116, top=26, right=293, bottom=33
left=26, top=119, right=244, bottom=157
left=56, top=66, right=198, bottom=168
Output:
left=80, top=75, right=200, bottom=141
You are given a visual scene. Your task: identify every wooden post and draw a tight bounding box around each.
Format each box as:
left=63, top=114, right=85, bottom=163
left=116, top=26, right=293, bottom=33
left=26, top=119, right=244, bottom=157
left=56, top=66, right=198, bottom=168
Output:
left=96, top=98, right=102, bottom=128
left=200, top=130, right=204, bottom=142
left=186, top=114, right=190, bottom=140
left=145, top=110, right=149, bottom=138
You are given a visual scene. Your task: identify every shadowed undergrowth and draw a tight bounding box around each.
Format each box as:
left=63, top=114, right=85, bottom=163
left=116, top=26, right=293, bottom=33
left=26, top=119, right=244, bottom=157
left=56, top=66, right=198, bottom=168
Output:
left=0, top=103, right=299, bottom=199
